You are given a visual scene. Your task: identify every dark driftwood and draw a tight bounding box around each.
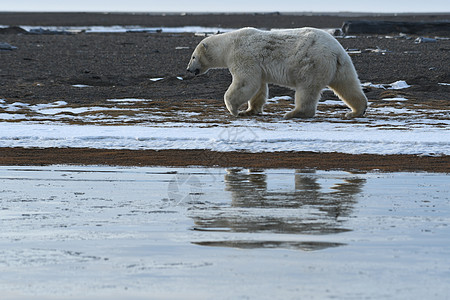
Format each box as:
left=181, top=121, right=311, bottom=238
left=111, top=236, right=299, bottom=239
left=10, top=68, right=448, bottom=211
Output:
left=342, top=20, right=450, bottom=35
left=0, top=26, right=27, bottom=34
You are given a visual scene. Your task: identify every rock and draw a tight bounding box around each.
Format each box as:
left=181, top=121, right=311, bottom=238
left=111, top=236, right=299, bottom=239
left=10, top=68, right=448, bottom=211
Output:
left=342, top=20, right=450, bottom=35
left=414, top=37, right=437, bottom=43
left=0, top=42, right=17, bottom=50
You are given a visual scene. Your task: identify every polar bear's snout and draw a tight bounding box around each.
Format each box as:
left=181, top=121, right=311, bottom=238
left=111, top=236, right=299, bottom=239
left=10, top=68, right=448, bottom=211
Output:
left=186, top=61, right=201, bottom=76
left=187, top=56, right=201, bottom=75
left=187, top=67, right=200, bottom=75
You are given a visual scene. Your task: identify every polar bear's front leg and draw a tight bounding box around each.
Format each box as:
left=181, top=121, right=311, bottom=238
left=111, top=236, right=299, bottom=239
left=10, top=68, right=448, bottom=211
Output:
left=238, top=83, right=268, bottom=116
left=284, top=87, right=321, bottom=119
left=224, top=78, right=260, bottom=117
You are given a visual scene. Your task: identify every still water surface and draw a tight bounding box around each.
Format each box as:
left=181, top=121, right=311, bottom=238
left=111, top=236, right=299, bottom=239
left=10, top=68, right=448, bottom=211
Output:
left=0, top=166, right=449, bottom=299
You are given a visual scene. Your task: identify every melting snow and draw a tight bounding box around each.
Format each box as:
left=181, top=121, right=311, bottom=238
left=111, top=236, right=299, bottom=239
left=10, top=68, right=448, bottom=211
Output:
left=0, top=91, right=448, bottom=156
left=0, top=121, right=448, bottom=155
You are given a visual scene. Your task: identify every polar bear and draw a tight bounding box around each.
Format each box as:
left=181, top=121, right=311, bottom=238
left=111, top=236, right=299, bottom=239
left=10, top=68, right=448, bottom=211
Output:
left=187, top=27, right=367, bottom=119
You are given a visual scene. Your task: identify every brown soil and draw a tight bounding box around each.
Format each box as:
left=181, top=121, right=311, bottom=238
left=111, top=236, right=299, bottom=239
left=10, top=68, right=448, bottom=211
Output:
left=1, top=148, right=449, bottom=173
left=0, top=13, right=449, bottom=172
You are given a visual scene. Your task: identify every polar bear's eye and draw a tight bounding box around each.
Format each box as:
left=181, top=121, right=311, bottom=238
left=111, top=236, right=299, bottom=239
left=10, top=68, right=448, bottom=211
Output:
left=192, top=56, right=196, bottom=60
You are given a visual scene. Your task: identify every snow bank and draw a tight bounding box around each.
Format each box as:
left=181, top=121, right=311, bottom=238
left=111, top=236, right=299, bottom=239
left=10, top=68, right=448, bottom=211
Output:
left=0, top=121, right=449, bottom=155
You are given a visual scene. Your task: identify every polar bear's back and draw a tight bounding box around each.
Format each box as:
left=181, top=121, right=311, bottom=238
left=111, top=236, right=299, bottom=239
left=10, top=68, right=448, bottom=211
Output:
left=231, top=27, right=343, bottom=55
left=222, top=27, right=350, bottom=88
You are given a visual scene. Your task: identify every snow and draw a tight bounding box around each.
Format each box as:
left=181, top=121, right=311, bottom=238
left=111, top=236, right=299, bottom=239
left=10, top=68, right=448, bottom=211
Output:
left=362, top=80, right=411, bottom=90
left=72, top=84, right=91, bottom=88
left=107, top=98, right=151, bottom=102
left=0, top=118, right=449, bottom=155
left=382, top=97, right=408, bottom=101
left=1, top=86, right=449, bottom=156
left=7, top=25, right=236, bottom=34
left=267, top=96, right=292, bottom=103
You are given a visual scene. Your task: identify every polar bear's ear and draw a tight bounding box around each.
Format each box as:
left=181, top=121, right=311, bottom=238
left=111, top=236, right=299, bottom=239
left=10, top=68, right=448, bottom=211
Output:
left=202, top=43, right=208, bottom=51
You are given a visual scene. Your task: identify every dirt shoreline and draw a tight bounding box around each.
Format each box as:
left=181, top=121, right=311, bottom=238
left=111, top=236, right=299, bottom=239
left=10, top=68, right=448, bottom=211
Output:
left=0, top=148, right=448, bottom=173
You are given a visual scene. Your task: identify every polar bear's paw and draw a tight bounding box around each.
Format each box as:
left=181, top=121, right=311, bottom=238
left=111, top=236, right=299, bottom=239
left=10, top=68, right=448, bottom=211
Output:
left=343, top=110, right=366, bottom=119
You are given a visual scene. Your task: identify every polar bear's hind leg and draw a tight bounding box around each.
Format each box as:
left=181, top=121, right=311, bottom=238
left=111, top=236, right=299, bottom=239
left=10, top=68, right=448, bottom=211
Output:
left=283, top=86, right=322, bottom=119
left=328, top=76, right=368, bottom=119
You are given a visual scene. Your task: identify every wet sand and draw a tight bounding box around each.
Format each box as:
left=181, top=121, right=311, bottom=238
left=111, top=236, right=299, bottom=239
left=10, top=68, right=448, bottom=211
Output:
left=0, top=13, right=449, bottom=171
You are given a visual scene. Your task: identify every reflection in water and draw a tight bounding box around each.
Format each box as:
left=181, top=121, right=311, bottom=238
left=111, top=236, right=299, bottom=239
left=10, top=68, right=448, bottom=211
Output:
left=190, top=169, right=366, bottom=251
left=193, top=240, right=346, bottom=251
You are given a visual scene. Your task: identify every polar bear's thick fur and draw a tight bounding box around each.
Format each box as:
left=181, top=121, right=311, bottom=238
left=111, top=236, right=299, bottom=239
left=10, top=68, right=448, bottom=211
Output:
left=187, top=27, right=368, bottom=119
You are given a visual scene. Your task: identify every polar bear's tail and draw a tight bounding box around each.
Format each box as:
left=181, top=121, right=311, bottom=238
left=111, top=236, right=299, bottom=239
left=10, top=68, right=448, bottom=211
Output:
left=328, top=57, right=368, bottom=118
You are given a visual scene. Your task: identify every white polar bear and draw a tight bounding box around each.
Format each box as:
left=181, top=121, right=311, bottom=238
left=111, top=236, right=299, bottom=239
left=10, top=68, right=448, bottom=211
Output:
left=187, top=27, right=367, bottom=119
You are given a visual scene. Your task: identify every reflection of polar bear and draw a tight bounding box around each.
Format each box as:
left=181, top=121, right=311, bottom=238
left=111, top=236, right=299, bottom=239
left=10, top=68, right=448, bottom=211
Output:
left=187, top=27, right=367, bottom=119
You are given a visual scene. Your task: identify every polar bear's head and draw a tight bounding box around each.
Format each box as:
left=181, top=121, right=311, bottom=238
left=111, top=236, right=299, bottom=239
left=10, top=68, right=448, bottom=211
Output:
left=186, top=42, right=210, bottom=75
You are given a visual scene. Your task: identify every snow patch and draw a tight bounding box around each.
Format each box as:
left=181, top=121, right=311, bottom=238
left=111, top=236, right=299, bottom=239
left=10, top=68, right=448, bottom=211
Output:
left=363, top=80, right=411, bottom=90
left=267, top=96, right=292, bottom=104
left=13, top=25, right=236, bottom=34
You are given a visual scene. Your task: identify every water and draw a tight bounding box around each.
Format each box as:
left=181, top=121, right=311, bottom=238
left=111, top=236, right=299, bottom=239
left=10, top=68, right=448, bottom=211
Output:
left=0, top=166, right=449, bottom=299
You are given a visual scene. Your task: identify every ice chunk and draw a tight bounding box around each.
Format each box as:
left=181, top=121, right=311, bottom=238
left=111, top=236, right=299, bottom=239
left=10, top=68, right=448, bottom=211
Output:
left=362, top=81, right=410, bottom=90
left=388, top=80, right=411, bottom=90
left=72, top=84, right=91, bottom=88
